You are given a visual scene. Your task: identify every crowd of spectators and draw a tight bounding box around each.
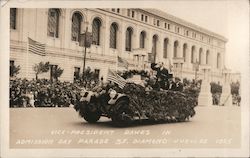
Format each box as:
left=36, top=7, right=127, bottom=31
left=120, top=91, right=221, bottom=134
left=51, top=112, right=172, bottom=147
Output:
left=9, top=78, right=100, bottom=108
left=10, top=63, right=202, bottom=108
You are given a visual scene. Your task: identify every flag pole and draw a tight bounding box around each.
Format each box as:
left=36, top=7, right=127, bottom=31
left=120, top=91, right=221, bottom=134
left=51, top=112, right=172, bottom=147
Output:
left=82, top=26, right=88, bottom=86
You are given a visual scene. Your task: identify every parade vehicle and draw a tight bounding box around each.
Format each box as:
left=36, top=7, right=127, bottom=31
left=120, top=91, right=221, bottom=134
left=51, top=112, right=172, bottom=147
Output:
left=74, top=64, right=199, bottom=127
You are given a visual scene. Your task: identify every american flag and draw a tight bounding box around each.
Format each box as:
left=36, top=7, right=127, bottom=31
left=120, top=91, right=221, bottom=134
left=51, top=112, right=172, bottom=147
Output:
left=28, top=38, right=46, bottom=56
left=118, top=56, right=128, bottom=69
left=107, top=69, right=127, bottom=89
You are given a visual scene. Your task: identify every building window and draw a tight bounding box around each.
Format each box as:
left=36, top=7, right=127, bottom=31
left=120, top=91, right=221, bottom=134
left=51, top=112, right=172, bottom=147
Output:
left=110, top=23, right=118, bottom=49
left=191, top=46, right=195, bottom=63
left=131, top=11, right=135, bottom=18
left=186, top=30, right=189, bottom=36
left=157, top=20, right=160, bottom=26
left=152, top=35, right=158, bottom=61
left=192, top=32, right=196, bottom=38
left=92, top=18, right=102, bottom=45
left=10, top=60, right=15, bottom=77
left=183, top=43, right=187, bottom=62
left=94, top=69, right=100, bottom=79
left=10, top=8, right=17, bottom=29
left=164, top=23, right=167, bottom=29
left=167, top=24, right=170, bottom=30
left=139, top=31, right=146, bottom=48
left=206, top=50, right=210, bottom=65
left=174, top=41, right=178, bottom=58
left=74, top=67, right=80, bottom=81
left=125, top=27, right=133, bottom=51
left=117, top=8, right=120, bottom=13
left=47, top=9, right=60, bottom=38
left=71, top=12, right=82, bottom=42
left=163, top=38, right=168, bottom=58
left=141, top=14, right=144, bottom=21
left=127, top=9, right=130, bottom=17
left=199, top=48, right=203, bottom=64
left=145, top=16, right=148, bottom=22
left=112, top=8, right=115, bottom=12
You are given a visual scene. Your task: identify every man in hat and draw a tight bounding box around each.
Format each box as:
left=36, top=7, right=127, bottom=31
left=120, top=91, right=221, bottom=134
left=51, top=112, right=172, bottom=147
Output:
left=175, top=77, right=183, bottom=92
left=151, top=62, right=169, bottom=90
left=166, top=74, right=176, bottom=91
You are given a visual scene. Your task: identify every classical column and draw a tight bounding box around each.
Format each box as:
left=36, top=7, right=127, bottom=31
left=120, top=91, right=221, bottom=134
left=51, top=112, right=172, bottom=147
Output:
left=119, top=22, right=126, bottom=56
left=146, top=32, right=152, bottom=65
left=198, top=65, right=213, bottom=106
left=177, top=41, right=182, bottom=58
left=134, top=29, right=140, bottom=50
left=157, top=35, right=164, bottom=63
left=102, top=17, right=109, bottom=56
left=185, top=46, right=191, bottom=69
left=220, top=69, right=233, bottom=106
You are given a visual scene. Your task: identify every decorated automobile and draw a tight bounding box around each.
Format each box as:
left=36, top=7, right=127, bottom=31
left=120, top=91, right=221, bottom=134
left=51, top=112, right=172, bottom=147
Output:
left=74, top=64, right=199, bottom=127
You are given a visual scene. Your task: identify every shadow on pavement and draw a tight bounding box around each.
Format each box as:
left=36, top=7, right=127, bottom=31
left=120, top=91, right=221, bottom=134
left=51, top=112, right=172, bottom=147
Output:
left=74, top=118, right=191, bottom=129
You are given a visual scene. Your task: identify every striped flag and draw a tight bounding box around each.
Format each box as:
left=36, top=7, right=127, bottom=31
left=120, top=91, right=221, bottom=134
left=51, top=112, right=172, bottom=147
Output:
left=28, top=37, right=46, bottom=56
left=118, top=56, right=128, bottom=69
left=107, top=69, right=127, bottom=89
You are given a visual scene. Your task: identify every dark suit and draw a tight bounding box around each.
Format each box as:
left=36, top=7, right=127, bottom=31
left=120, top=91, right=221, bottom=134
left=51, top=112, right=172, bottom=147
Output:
left=166, top=81, right=176, bottom=91
left=175, top=82, right=183, bottom=92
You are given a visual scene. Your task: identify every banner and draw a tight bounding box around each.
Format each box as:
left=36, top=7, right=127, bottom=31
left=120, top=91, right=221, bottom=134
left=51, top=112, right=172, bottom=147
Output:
left=79, top=32, right=93, bottom=48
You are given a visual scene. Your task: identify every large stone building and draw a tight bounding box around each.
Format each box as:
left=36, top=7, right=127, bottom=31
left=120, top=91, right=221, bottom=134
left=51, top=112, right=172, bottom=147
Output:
left=10, top=8, right=227, bottom=82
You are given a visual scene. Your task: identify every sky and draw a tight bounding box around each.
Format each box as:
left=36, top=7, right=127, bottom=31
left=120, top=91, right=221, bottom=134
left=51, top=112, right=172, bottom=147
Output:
left=155, top=0, right=249, bottom=73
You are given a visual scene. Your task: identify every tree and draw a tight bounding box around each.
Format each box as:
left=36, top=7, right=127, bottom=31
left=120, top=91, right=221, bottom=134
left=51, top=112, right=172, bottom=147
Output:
left=33, top=62, right=50, bottom=80
left=51, top=66, right=64, bottom=81
left=10, top=65, right=20, bottom=77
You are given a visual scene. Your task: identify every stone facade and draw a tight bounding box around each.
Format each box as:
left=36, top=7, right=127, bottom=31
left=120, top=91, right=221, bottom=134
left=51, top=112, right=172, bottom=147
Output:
left=10, top=8, right=227, bottom=82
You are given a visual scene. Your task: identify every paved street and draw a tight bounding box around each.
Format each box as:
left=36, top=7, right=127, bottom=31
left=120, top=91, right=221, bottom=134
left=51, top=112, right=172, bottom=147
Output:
left=10, top=106, right=241, bottom=148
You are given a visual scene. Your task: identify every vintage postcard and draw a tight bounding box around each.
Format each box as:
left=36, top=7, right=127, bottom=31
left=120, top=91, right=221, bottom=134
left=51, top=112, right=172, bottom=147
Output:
left=0, top=0, right=249, bottom=157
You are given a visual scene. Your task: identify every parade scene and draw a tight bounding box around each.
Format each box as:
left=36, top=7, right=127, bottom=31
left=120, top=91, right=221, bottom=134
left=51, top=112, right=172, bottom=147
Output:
left=8, top=7, right=242, bottom=150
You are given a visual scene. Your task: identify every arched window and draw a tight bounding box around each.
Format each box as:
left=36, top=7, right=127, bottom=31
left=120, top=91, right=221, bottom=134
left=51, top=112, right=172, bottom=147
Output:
left=199, top=48, right=203, bottom=64
left=152, top=35, right=158, bottom=54
left=191, top=46, right=195, bottom=63
left=92, top=18, right=102, bottom=45
left=140, top=31, right=146, bottom=48
left=206, top=50, right=210, bottom=65
left=110, top=22, right=118, bottom=49
left=71, top=12, right=82, bottom=42
left=163, top=38, right=168, bottom=58
left=217, top=53, right=221, bottom=68
left=174, top=41, right=178, bottom=58
left=125, top=27, right=133, bottom=51
left=183, top=43, right=187, bottom=62
left=10, top=8, right=17, bottom=29
left=47, top=9, right=60, bottom=38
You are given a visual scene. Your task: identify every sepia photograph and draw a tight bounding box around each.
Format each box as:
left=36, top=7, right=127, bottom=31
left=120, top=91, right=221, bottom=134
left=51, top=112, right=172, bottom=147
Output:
left=0, top=0, right=249, bottom=157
